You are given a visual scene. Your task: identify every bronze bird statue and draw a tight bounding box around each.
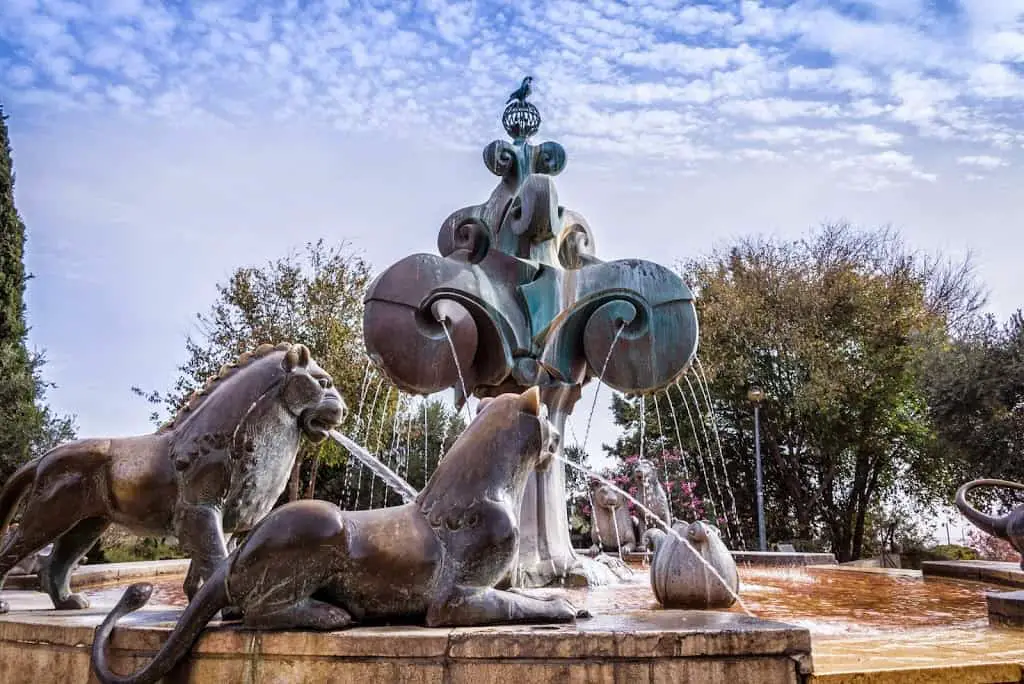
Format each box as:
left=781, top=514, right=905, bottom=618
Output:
left=507, top=76, right=533, bottom=104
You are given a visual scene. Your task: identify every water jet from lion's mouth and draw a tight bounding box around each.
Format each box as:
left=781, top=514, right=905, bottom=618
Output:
left=329, top=430, right=420, bottom=503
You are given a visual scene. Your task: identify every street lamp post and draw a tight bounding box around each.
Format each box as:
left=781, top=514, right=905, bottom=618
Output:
left=748, top=386, right=767, bottom=552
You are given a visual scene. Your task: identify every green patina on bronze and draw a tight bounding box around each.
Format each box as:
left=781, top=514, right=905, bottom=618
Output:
left=363, top=77, right=700, bottom=587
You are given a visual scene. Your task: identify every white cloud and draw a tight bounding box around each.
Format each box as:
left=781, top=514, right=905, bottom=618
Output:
left=848, top=124, right=903, bottom=147
left=0, top=0, right=1019, bottom=168
left=1, top=0, right=1023, bottom=485
left=831, top=150, right=938, bottom=190
left=957, top=154, right=1009, bottom=169
left=969, top=63, right=1024, bottom=98
left=621, top=43, right=762, bottom=74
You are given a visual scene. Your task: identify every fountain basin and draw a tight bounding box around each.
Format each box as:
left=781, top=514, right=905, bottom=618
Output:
left=0, top=591, right=810, bottom=683
left=922, top=559, right=1024, bottom=588
left=606, top=550, right=839, bottom=568
left=3, top=558, right=189, bottom=592
left=3, top=561, right=1022, bottom=683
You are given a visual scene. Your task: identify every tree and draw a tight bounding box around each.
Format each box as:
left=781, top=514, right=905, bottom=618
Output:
left=603, top=392, right=724, bottom=534
left=965, top=528, right=1021, bottom=563
left=133, top=240, right=384, bottom=502
left=922, top=311, right=1024, bottom=502
left=0, top=105, right=76, bottom=483
left=605, top=224, right=982, bottom=560
left=312, top=393, right=467, bottom=509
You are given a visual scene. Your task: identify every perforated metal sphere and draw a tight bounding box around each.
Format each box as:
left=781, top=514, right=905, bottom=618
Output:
left=502, top=101, right=541, bottom=141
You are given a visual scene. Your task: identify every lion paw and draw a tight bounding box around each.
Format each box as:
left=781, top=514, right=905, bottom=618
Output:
left=221, top=606, right=244, bottom=621
left=551, top=597, right=586, bottom=621
left=55, top=593, right=90, bottom=610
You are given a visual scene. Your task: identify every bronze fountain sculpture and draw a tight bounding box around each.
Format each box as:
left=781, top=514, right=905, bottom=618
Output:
left=362, top=77, right=700, bottom=587
left=91, top=387, right=588, bottom=684
left=74, top=76, right=739, bottom=681
left=633, top=457, right=673, bottom=533
left=0, top=342, right=346, bottom=614
left=645, top=520, right=739, bottom=610
left=588, top=481, right=641, bottom=555
left=956, top=478, right=1024, bottom=568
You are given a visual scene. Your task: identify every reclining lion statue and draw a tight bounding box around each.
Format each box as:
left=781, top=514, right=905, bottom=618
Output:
left=0, top=342, right=346, bottom=613
left=91, top=387, right=587, bottom=684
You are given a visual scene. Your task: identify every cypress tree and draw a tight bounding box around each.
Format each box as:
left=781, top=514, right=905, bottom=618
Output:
left=0, top=105, right=45, bottom=482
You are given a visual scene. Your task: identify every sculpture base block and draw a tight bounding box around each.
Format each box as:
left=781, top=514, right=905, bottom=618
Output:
left=922, top=560, right=1024, bottom=588
left=0, top=590, right=812, bottom=684
left=512, top=555, right=634, bottom=588
left=987, top=590, right=1024, bottom=628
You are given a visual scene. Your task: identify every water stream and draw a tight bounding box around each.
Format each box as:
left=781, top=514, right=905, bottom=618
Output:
left=556, top=454, right=752, bottom=616
left=693, top=359, right=745, bottom=551
left=674, top=381, right=720, bottom=528
left=663, top=390, right=691, bottom=481
left=342, top=367, right=376, bottom=503
left=329, top=430, right=420, bottom=503
left=682, top=375, right=735, bottom=545
left=578, top=323, right=627, bottom=548
left=440, top=319, right=471, bottom=421
left=422, top=399, right=430, bottom=488
left=638, top=394, right=646, bottom=460
left=580, top=323, right=626, bottom=455
left=354, top=379, right=386, bottom=504
left=369, top=387, right=395, bottom=508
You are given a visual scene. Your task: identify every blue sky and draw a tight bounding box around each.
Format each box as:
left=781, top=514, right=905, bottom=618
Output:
left=1, top=0, right=1023, bottom=526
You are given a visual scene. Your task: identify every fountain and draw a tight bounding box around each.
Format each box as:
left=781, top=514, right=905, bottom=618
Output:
left=362, top=77, right=698, bottom=588
left=6, top=77, right=1024, bottom=684
left=933, top=478, right=1024, bottom=628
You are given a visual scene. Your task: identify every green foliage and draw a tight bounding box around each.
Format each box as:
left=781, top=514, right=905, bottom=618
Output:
left=921, top=311, right=1024, bottom=506
left=605, top=224, right=981, bottom=560
left=133, top=240, right=469, bottom=507
left=133, top=239, right=382, bottom=502
left=97, top=537, right=188, bottom=564
left=0, top=105, right=76, bottom=484
left=321, top=395, right=466, bottom=510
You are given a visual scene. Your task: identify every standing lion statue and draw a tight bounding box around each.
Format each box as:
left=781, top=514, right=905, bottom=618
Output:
left=0, top=342, right=346, bottom=613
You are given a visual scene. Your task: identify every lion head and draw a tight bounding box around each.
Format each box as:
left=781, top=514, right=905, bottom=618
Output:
left=417, top=387, right=559, bottom=516
left=164, top=342, right=348, bottom=457
left=632, top=459, right=659, bottom=487
left=276, top=344, right=347, bottom=442
left=592, top=483, right=622, bottom=510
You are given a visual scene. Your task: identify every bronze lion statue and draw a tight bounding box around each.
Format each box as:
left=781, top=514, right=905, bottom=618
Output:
left=588, top=482, right=640, bottom=554
left=0, top=342, right=345, bottom=613
left=632, top=458, right=671, bottom=532
left=91, top=387, right=587, bottom=684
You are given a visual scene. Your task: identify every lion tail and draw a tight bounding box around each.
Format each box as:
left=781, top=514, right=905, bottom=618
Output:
left=91, top=566, right=230, bottom=684
left=0, top=457, right=39, bottom=536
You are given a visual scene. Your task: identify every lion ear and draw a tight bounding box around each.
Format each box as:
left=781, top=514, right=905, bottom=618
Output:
left=519, top=386, right=541, bottom=416
left=282, top=344, right=312, bottom=372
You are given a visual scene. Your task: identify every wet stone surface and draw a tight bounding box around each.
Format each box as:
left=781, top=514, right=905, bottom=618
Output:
left=7, top=563, right=1024, bottom=679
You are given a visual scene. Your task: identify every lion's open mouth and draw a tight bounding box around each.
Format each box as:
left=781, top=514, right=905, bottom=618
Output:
left=302, top=402, right=346, bottom=442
